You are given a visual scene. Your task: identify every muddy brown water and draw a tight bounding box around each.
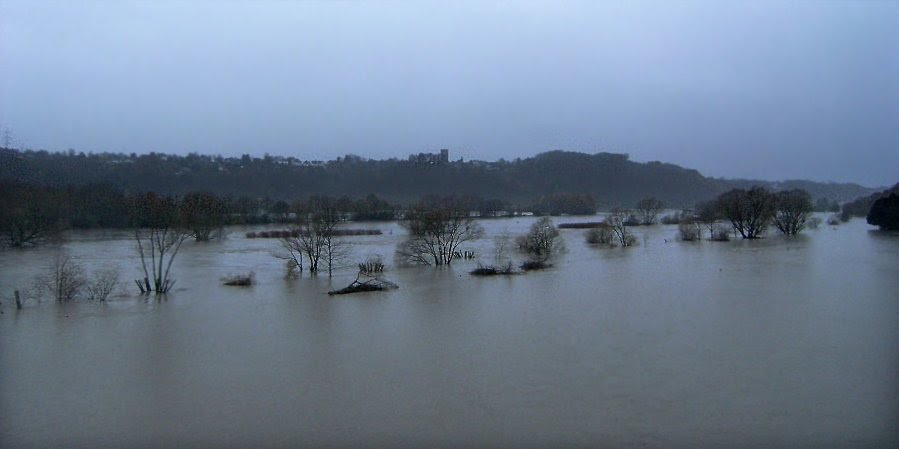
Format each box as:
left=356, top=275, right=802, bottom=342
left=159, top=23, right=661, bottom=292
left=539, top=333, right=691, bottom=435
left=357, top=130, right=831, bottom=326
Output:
left=1, top=216, right=897, bottom=448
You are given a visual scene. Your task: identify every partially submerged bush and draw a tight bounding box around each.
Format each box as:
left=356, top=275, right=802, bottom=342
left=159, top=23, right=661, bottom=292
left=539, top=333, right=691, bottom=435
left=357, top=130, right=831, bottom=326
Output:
left=558, top=222, right=604, bottom=229
left=660, top=214, right=680, bottom=225
left=710, top=225, right=731, bottom=242
left=472, top=234, right=518, bottom=276
left=471, top=261, right=516, bottom=276
left=247, top=229, right=381, bottom=239
left=678, top=221, right=702, bottom=241
left=329, top=272, right=398, bottom=295
left=807, top=216, right=822, bottom=230
left=826, top=214, right=841, bottom=226
left=358, top=255, right=386, bottom=274
left=222, top=272, right=255, bottom=286
left=36, top=254, right=85, bottom=302
left=624, top=214, right=641, bottom=227
left=86, top=269, right=120, bottom=301
left=517, top=217, right=563, bottom=263
left=587, top=210, right=636, bottom=247
left=585, top=224, right=614, bottom=245
left=520, top=260, right=550, bottom=271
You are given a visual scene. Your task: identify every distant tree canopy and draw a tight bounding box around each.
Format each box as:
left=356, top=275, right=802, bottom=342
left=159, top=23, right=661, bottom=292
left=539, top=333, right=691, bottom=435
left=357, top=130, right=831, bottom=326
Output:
left=867, top=193, right=899, bottom=230
left=716, top=186, right=777, bottom=239
left=0, top=182, right=68, bottom=247
left=179, top=191, right=227, bottom=241
left=773, top=189, right=813, bottom=235
left=0, top=148, right=878, bottom=209
left=635, top=197, right=664, bottom=225
left=814, top=197, right=840, bottom=213
left=842, top=183, right=899, bottom=221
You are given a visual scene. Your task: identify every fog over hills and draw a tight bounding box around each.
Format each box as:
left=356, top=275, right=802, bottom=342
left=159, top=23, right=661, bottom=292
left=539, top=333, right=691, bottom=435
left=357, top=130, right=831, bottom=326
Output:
left=1, top=1, right=896, bottom=186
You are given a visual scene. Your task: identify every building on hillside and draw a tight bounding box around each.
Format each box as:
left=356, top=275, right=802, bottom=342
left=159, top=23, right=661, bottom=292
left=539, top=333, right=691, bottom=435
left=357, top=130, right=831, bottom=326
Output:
left=409, top=149, right=450, bottom=165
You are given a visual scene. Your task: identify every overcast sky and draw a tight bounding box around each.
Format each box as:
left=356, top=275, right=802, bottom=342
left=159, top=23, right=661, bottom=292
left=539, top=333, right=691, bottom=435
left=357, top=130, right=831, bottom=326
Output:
left=1, top=1, right=896, bottom=186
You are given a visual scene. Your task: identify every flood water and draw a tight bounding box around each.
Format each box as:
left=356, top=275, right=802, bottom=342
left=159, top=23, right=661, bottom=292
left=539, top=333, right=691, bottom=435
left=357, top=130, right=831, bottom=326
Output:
left=1, top=216, right=897, bottom=448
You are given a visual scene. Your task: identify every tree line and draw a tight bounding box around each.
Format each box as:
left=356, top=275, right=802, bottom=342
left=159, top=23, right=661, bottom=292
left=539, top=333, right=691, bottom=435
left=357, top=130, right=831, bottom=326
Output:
left=1, top=147, right=877, bottom=208
left=0, top=182, right=605, bottom=248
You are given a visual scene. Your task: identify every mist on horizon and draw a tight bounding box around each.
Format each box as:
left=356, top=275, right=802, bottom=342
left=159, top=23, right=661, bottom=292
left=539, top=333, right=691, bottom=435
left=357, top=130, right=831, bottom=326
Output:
left=1, top=1, right=896, bottom=187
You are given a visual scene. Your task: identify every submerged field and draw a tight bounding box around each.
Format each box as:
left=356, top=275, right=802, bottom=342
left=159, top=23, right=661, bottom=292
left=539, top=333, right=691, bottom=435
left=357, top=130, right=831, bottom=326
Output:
left=1, top=216, right=897, bottom=448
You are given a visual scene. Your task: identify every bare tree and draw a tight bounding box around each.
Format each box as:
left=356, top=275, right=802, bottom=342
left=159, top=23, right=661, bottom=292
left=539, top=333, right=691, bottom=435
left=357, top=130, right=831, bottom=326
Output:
left=716, top=187, right=776, bottom=239
left=0, top=183, right=67, bottom=247
left=635, top=197, right=665, bottom=225
left=296, top=219, right=326, bottom=274
left=358, top=254, right=386, bottom=275
left=86, top=269, right=120, bottom=301
left=694, top=200, right=720, bottom=240
left=585, top=223, right=615, bottom=245
left=492, top=233, right=513, bottom=267
left=517, top=217, right=564, bottom=263
left=773, top=189, right=813, bottom=235
left=179, top=191, right=226, bottom=241
left=396, top=198, right=484, bottom=266
left=472, top=233, right=515, bottom=275
left=275, top=236, right=305, bottom=278
left=131, top=193, right=190, bottom=294
left=328, top=262, right=398, bottom=295
left=677, top=219, right=702, bottom=241
left=279, top=205, right=348, bottom=276
left=319, top=210, right=351, bottom=277
left=606, top=208, right=637, bottom=247
left=37, top=254, right=85, bottom=302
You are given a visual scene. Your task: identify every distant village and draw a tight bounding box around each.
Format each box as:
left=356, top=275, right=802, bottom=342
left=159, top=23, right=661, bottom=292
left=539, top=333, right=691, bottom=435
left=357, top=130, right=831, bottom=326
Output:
left=5, top=145, right=529, bottom=173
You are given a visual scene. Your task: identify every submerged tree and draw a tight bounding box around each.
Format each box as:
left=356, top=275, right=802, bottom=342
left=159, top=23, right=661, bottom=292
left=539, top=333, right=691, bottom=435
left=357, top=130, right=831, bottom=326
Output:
left=677, top=217, right=702, bottom=241
left=588, top=209, right=636, bottom=247
left=694, top=200, right=720, bottom=240
left=866, top=193, right=899, bottom=230
left=179, top=191, right=226, bottom=241
left=396, top=198, right=484, bottom=266
left=607, top=208, right=637, bottom=247
left=131, top=193, right=190, bottom=294
left=85, top=268, right=120, bottom=301
left=36, top=253, right=85, bottom=302
left=0, top=182, right=68, bottom=247
left=716, top=187, right=776, bottom=239
left=517, top=217, right=564, bottom=263
left=773, top=189, right=813, bottom=235
left=635, top=197, right=665, bottom=225
left=279, top=201, right=348, bottom=276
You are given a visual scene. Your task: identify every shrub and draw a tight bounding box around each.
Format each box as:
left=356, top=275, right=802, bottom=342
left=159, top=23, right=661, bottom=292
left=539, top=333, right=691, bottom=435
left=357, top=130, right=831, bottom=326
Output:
left=358, top=255, right=386, bottom=274
left=585, top=224, right=614, bottom=245
left=520, top=260, right=550, bottom=271
left=471, top=261, right=516, bottom=276
left=37, top=254, right=85, bottom=302
left=517, top=217, right=563, bottom=263
left=678, top=221, right=701, bottom=241
left=624, top=214, right=641, bottom=226
left=660, top=214, right=680, bottom=225
left=86, top=269, right=120, bottom=301
left=807, top=216, right=822, bottom=230
left=222, top=272, right=255, bottom=286
left=558, top=222, right=604, bottom=229
left=710, top=225, right=731, bottom=242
